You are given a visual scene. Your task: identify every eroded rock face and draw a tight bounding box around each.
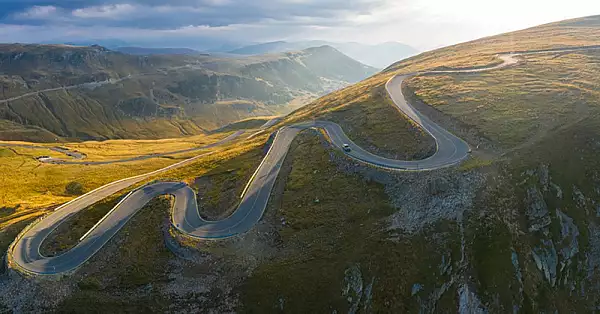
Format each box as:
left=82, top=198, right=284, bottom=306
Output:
left=556, top=209, right=580, bottom=265
left=386, top=170, right=485, bottom=234
left=585, top=223, right=600, bottom=292
left=342, top=264, right=363, bottom=314
left=532, top=239, right=558, bottom=287
left=511, top=249, right=524, bottom=310
left=525, top=187, right=551, bottom=233
left=340, top=264, right=375, bottom=314
left=458, top=283, right=487, bottom=314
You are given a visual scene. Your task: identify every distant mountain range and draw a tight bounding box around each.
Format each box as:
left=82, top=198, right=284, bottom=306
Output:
left=114, top=47, right=210, bottom=56
left=52, top=38, right=418, bottom=69
left=227, top=41, right=419, bottom=69
left=0, top=44, right=377, bottom=142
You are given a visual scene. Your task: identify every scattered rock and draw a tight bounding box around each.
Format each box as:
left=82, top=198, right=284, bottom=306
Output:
left=573, top=185, right=586, bottom=209
left=428, top=177, right=451, bottom=195
left=363, top=278, right=375, bottom=313
left=551, top=182, right=563, bottom=199
left=511, top=249, right=523, bottom=286
left=439, top=254, right=452, bottom=276
left=411, top=283, right=423, bottom=296
left=279, top=297, right=285, bottom=311
left=538, top=164, right=549, bottom=191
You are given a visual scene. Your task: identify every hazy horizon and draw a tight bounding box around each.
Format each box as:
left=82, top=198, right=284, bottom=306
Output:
left=0, top=0, right=599, bottom=51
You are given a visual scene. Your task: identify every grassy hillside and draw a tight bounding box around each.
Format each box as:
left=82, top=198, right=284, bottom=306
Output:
left=0, top=128, right=257, bottom=211
left=259, top=14, right=600, bottom=312
left=0, top=44, right=376, bottom=142
left=5, top=15, right=600, bottom=313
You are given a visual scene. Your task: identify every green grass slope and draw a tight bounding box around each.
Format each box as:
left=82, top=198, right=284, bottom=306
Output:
left=242, top=14, right=600, bottom=312
left=0, top=44, right=376, bottom=142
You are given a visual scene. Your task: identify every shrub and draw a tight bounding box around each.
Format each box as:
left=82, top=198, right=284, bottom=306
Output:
left=65, top=181, right=85, bottom=195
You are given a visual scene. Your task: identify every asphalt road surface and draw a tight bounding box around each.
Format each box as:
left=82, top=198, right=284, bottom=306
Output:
left=10, top=46, right=600, bottom=275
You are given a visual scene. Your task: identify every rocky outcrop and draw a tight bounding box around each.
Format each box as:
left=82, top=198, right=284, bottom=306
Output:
left=342, top=264, right=373, bottom=314
left=511, top=249, right=524, bottom=311
left=551, top=182, right=563, bottom=199
left=525, top=187, right=551, bottom=233
left=556, top=209, right=580, bottom=266
left=386, top=169, right=485, bottom=234
left=532, top=239, right=558, bottom=287
left=342, top=265, right=363, bottom=314
left=538, top=164, right=549, bottom=191
left=458, top=283, right=487, bottom=314
left=572, top=185, right=587, bottom=209
left=585, top=223, right=600, bottom=292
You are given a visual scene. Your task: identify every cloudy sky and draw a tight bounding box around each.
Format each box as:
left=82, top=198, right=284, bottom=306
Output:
left=0, top=0, right=599, bottom=51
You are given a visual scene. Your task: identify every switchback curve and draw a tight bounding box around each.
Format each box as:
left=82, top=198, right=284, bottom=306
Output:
left=10, top=46, right=600, bottom=275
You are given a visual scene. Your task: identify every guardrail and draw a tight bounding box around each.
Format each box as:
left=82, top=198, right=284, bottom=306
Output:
left=239, top=129, right=281, bottom=199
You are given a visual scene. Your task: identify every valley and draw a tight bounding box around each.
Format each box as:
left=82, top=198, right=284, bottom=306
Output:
left=0, top=44, right=376, bottom=142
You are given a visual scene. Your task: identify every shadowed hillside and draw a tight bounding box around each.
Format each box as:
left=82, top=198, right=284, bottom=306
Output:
left=0, top=44, right=376, bottom=142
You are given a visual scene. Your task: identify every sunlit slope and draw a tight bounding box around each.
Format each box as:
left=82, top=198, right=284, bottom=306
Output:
left=284, top=15, right=600, bottom=155
left=0, top=129, right=255, bottom=210
left=241, top=15, right=600, bottom=312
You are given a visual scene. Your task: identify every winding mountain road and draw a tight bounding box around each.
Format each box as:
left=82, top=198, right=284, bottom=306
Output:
left=9, top=46, right=600, bottom=275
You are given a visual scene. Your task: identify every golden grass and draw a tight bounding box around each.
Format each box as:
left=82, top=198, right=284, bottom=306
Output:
left=279, top=16, right=600, bottom=159
left=0, top=147, right=174, bottom=210
left=0, top=129, right=267, bottom=211
left=5, top=16, right=600, bottom=215
left=459, top=156, right=495, bottom=171
left=2, top=131, right=234, bottom=162
left=39, top=140, right=266, bottom=256
left=405, top=50, right=600, bottom=148
left=3, top=14, right=600, bottom=248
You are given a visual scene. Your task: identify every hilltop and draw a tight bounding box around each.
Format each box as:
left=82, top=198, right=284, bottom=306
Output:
left=0, top=44, right=376, bottom=142
left=228, top=40, right=419, bottom=68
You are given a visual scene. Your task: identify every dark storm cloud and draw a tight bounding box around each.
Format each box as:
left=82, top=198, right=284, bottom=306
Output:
left=0, top=0, right=385, bottom=29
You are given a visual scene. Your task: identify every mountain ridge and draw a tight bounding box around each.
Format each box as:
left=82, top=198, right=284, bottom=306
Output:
left=228, top=40, right=419, bottom=68
left=0, top=44, right=377, bottom=142
left=114, top=47, right=210, bottom=56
